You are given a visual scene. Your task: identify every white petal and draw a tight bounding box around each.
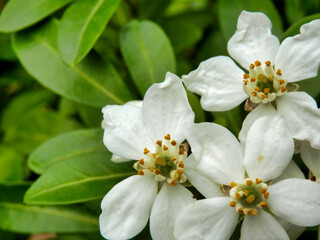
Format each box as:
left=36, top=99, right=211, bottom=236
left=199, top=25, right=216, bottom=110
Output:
left=184, top=154, right=224, bottom=198
left=182, top=56, right=247, bottom=111
left=275, top=19, right=320, bottom=82
left=99, top=175, right=157, bottom=240
left=276, top=217, right=305, bottom=240
left=241, top=210, right=289, bottom=240
left=227, top=11, right=280, bottom=70
left=268, top=178, right=320, bottom=226
left=244, top=115, right=294, bottom=182
left=272, top=160, right=305, bottom=184
left=111, top=154, right=131, bottom=163
left=150, top=183, right=194, bottom=240
left=142, top=72, right=194, bottom=143
left=301, top=141, right=320, bottom=178
left=102, top=104, right=154, bottom=160
left=187, top=123, right=245, bottom=185
left=277, top=92, right=320, bottom=149
left=174, top=197, right=238, bottom=240
left=238, top=103, right=277, bottom=148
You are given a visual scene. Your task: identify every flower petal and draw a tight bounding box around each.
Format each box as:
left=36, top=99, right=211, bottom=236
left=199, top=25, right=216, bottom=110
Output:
left=111, top=154, right=131, bottom=163
left=102, top=103, right=154, bottom=160
left=100, top=175, right=157, bottom=240
left=276, top=216, right=305, bottom=240
left=187, top=123, right=245, bottom=185
left=244, top=115, right=294, bottom=182
left=150, top=183, right=194, bottom=240
left=300, top=141, right=320, bottom=178
left=268, top=178, right=320, bottom=226
left=174, top=197, right=238, bottom=240
left=184, top=154, right=224, bottom=198
left=241, top=210, right=289, bottom=240
left=276, top=92, right=320, bottom=149
left=227, top=11, right=280, bottom=70
left=275, top=19, right=320, bottom=82
left=272, top=160, right=305, bottom=184
left=142, top=72, right=194, bottom=143
left=238, top=103, right=277, bottom=148
left=182, top=56, right=246, bottom=111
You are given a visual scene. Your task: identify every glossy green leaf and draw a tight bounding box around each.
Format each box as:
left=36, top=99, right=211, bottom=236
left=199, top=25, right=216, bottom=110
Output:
left=0, top=0, right=73, bottom=32
left=77, top=104, right=102, bottom=127
left=298, top=75, right=320, bottom=98
left=0, top=183, right=98, bottom=233
left=29, top=129, right=106, bottom=174
left=186, top=91, right=206, bottom=123
left=284, top=0, right=305, bottom=25
left=12, top=19, right=132, bottom=107
left=120, top=20, right=176, bottom=95
left=137, top=0, right=172, bottom=20
left=0, top=146, right=24, bottom=182
left=218, top=0, right=283, bottom=41
left=281, top=13, right=320, bottom=40
left=25, top=152, right=135, bottom=204
left=58, top=0, right=121, bottom=66
left=0, top=33, right=16, bottom=61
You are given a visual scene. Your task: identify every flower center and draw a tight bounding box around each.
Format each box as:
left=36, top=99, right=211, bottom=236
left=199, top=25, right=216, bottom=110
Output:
left=229, top=178, right=269, bottom=216
left=243, top=60, right=287, bottom=104
left=133, top=134, right=187, bottom=186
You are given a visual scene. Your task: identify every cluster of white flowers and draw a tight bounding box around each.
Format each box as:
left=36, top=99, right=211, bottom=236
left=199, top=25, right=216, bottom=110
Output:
left=99, top=11, right=320, bottom=240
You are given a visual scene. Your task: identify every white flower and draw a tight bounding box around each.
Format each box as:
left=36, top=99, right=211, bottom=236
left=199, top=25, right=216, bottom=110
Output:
left=99, top=73, right=220, bottom=240
left=182, top=11, right=320, bottom=149
left=174, top=116, right=320, bottom=240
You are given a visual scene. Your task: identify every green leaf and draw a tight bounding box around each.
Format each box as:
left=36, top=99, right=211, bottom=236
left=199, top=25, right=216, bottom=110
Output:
left=281, top=13, right=320, bottom=41
left=0, top=146, right=24, bottom=182
left=217, top=0, right=283, bottom=41
left=186, top=91, right=206, bottom=123
left=120, top=20, right=176, bottom=96
left=284, top=0, right=305, bottom=25
left=0, top=183, right=98, bottom=233
left=298, top=75, right=320, bottom=98
left=0, top=0, right=73, bottom=32
left=58, top=0, right=121, bottom=66
left=0, top=33, right=16, bottom=61
left=137, top=0, right=172, bottom=20
left=25, top=152, right=135, bottom=204
left=12, top=18, right=132, bottom=107
left=77, top=104, right=102, bottom=127
left=29, top=129, right=106, bottom=174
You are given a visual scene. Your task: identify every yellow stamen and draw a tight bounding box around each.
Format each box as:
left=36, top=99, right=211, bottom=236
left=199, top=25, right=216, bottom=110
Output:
left=178, top=161, right=184, bottom=168
left=156, top=157, right=165, bottom=165
left=138, top=159, right=144, bottom=165
left=179, top=149, right=184, bottom=155
left=235, top=192, right=241, bottom=200
left=255, top=178, right=262, bottom=184
left=252, top=92, right=257, bottom=96
left=156, top=140, right=162, bottom=146
left=254, top=87, right=260, bottom=92
left=230, top=182, right=237, bottom=188
left=245, top=209, right=253, bottom=216
left=260, top=201, right=267, bottom=208
left=176, top=169, right=184, bottom=175
left=163, top=145, right=168, bottom=151
left=138, top=169, right=144, bottom=175
left=276, top=69, right=282, bottom=75
left=171, top=156, right=177, bottom=162
left=144, top=148, right=150, bottom=154
left=264, top=88, right=270, bottom=94
left=171, top=140, right=177, bottom=146
left=281, top=87, right=287, bottom=92
left=243, top=80, right=248, bottom=85
left=252, top=210, right=259, bottom=216
left=249, top=63, right=255, bottom=69
left=246, top=179, right=253, bottom=186
left=269, top=75, right=274, bottom=81
left=243, top=189, right=249, bottom=196
left=263, top=192, right=270, bottom=199
left=265, top=60, right=271, bottom=66
left=243, top=73, right=249, bottom=79
left=154, top=169, right=160, bottom=175
left=255, top=60, right=261, bottom=66
left=278, top=79, right=284, bottom=85
left=246, top=195, right=255, bottom=203
left=164, top=134, right=171, bottom=140
left=258, top=74, right=265, bottom=81
left=238, top=208, right=244, bottom=214
left=169, top=180, right=176, bottom=186
left=261, top=94, right=266, bottom=100
left=260, top=187, right=267, bottom=193
left=148, top=166, right=154, bottom=171
left=230, top=201, right=236, bottom=207
left=250, top=77, right=256, bottom=82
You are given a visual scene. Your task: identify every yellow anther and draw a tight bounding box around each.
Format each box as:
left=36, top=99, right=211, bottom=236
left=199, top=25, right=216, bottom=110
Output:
left=255, top=178, right=262, bottom=184
left=178, top=161, right=184, bottom=168
left=235, top=192, right=241, bottom=200
left=152, top=153, right=157, bottom=158
left=261, top=94, right=266, bottom=100
left=243, top=80, right=248, bottom=85
left=265, top=60, right=271, bottom=66
left=252, top=210, right=259, bottom=216
left=269, top=75, right=274, bottom=81
left=263, top=192, right=270, bottom=199
left=238, top=208, right=244, bottom=214
left=156, top=140, right=162, bottom=146
left=148, top=166, right=154, bottom=171
left=144, top=148, right=150, bottom=154
left=179, top=149, right=184, bottom=155
left=243, top=73, right=249, bottom=79
left=243, top=189, right=249, bottom=196
left=171, top=156, right=177, bottom=162
left=164, top=134, right=171, bottom=140
left=249, top=63, right=255, bottom=69
left=176, top=169, right=184, bottom=175
left=278, top=79, right=285, bottom=85
left=245, top=209, right=253, bottom=216
left=138, top=169, right=144, bottom=175
left=258, top=74, right=265, bottom=82
left=230, top=182, right=237, bottom=188
left=255, top=60, right=261, bottom=66
left=163, top=145, right=168, bottom=151
left=276, top=69, right=282, bottom=75
left=264, top=88, right=270, bottom=94
left=169, top=180, right=176, bottom=186
left=281, top=87, right=287, bottom=92
left=252, top=92, right=257, bottom=96
left=260, top=201, right=267, bottom=208
left=246, top=195, right=255, bottom=203
left=154, top=169, right=160, bottom=175
left=138, top=159, right=144, bottom=165
left=250, top=77, right=256, bottom=82
left=254, top=87, right=260, bottom=92
left=260, top=187, right=267, bottom=193
left=156, top=157, right=165, bottom=165
left=229, top=201, right=236, bottom=207
left=246, top=179, right=253, bottom=186
left=171, top=140, right=177, bottom=146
